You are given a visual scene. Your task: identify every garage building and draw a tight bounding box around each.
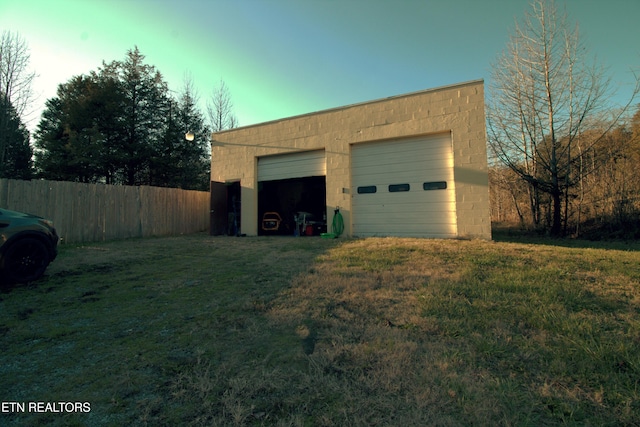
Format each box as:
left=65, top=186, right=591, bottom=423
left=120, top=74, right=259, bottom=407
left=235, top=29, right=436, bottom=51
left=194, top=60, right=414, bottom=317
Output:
left=210, top=80, right=491, bottom=239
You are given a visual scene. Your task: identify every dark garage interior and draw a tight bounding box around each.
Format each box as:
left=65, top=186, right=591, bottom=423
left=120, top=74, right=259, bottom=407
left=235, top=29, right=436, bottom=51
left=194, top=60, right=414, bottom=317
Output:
left=226, top=181, right=241, bottom=236
left=258, top=176, right=327, bottom=236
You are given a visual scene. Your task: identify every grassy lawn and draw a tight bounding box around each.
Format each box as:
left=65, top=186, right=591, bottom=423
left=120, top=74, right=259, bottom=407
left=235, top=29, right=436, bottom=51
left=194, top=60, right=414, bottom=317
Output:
left=1, top=233, right=639, bottom=426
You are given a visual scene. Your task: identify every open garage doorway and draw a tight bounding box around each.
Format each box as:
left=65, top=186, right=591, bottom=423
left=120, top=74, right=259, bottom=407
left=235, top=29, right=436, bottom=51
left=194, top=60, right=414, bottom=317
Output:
left=258, top=176, right=327, bottom=236
left=210, top=180, right=241, bottom=236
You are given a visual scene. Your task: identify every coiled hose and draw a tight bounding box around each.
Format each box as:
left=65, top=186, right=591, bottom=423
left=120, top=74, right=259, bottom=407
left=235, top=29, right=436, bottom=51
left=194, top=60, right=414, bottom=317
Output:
left=332, top=208, right=344, bottom=237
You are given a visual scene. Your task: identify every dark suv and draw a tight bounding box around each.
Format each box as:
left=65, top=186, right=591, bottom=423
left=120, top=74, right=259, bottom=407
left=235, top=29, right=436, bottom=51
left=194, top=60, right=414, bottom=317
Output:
left=0, top=208, right=59, bottom=284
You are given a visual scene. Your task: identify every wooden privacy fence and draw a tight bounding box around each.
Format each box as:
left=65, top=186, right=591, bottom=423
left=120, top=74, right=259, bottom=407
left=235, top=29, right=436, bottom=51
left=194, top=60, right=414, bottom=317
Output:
left=0, top=179, right=210, bottom=244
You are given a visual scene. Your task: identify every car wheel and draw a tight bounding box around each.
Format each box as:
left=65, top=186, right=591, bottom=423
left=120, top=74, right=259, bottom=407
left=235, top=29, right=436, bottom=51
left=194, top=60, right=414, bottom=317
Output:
left=1, top=237, right=51, bottom=284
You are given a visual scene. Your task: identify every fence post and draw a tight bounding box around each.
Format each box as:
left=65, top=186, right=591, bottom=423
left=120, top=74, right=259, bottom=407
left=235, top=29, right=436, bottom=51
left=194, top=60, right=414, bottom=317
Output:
left=0, top=179, right=7, bottom=208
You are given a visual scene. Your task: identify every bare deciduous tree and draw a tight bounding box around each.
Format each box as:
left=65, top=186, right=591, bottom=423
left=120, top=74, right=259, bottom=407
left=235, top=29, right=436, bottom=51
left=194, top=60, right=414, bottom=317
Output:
left=207, top=80, right=237, bottom=132
left=487, top=0, right=639, bottom=235
left=0, top=31, right=37, bottom=171
left=0, top=31, right=36, bottom=117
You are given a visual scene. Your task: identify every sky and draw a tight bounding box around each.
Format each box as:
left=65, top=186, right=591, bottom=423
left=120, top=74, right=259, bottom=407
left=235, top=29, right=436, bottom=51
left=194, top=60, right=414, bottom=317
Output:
left=1, top=0, right=639, bottom=132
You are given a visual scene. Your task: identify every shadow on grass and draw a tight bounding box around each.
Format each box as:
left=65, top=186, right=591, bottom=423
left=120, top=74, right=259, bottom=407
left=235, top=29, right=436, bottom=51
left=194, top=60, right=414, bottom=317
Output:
left=492, top=223, right=640, bottom=251
left=0, top=234, right=344, bottom=426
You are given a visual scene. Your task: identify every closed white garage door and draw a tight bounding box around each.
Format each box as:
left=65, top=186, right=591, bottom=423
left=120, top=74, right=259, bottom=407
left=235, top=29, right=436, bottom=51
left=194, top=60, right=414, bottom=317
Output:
left=258, top=150, right=325, bottom=181
left=351, top=133, right=457, bottom=238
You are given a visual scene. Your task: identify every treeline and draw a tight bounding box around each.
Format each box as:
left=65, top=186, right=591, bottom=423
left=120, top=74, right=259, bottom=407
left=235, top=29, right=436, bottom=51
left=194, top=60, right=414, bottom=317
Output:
left=490, top=106, right=640, bottom=239
left=487, top=0, right=639, bottom=238
left=2, top=41, right=236, bottom=191
left=35, top=47, right=213, bottom=191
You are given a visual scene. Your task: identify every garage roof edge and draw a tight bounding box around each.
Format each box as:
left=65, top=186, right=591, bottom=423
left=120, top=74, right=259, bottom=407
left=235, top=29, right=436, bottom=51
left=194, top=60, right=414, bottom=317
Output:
left=211, top=79, right=484, bottom=138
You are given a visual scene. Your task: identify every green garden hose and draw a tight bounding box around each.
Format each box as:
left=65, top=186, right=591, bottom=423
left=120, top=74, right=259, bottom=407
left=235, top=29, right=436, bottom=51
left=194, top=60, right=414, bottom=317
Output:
left=332, top=208, right=344, bottom=237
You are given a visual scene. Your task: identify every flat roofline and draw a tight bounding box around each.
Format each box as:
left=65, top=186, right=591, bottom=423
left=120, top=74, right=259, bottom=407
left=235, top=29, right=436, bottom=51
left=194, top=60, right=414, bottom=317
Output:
left=212, top=79, right=484, bottom=138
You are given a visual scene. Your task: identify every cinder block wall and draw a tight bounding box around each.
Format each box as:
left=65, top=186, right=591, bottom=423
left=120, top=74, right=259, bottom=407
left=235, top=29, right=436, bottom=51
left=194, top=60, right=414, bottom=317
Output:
left=211, top=80, right=491, bottom=239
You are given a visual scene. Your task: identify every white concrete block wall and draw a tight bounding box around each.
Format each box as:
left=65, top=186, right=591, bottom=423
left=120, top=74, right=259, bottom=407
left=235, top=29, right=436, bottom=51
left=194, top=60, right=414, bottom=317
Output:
left=211, top=80, right=491, bottom=239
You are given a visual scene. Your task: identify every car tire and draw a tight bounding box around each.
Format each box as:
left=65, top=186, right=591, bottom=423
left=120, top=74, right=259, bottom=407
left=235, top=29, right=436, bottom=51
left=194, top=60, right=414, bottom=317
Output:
left=0, top=237, right=51, bottom=284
